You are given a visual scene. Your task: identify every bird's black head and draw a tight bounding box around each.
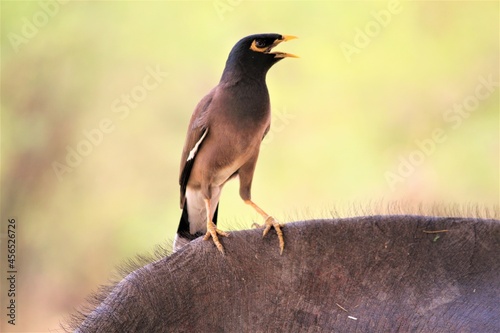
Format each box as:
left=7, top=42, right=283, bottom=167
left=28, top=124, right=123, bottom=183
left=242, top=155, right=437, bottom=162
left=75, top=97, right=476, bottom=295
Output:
left=221, top=33, right=298, bottom=82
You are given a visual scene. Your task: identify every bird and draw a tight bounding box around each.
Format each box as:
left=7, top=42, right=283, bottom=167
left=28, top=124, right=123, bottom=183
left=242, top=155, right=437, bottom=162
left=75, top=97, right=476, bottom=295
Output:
left=174, top=33, right=297, bottom=254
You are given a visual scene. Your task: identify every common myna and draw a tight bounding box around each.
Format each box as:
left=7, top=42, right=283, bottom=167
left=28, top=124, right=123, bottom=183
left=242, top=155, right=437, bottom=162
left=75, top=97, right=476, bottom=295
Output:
left=174, top=33, right=297, bottom=254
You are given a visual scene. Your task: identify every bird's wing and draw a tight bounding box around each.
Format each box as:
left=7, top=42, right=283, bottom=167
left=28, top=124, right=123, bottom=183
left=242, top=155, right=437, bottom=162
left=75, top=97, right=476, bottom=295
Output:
left=179, top=89, right=215, bottom=208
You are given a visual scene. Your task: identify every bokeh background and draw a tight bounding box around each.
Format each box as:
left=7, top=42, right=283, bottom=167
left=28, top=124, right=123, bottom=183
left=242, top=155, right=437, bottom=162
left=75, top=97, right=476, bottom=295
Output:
left=1, top=1, right=498, bottom=331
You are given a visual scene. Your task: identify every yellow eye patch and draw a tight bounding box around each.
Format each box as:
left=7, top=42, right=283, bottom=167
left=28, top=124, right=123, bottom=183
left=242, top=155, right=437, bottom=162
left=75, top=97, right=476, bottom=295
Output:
left=250, top=39, right=268, bottom=53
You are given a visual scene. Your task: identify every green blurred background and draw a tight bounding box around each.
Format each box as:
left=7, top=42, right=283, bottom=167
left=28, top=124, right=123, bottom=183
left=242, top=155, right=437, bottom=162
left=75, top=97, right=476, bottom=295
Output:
left=1, top=1, right=498, bottom=331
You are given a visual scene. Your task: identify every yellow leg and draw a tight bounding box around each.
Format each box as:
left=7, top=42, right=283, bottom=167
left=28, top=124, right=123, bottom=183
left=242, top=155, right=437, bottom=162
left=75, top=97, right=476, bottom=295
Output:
left=245, top=200, right=285, bottom=255
left=202, top=199, right=229, bottom=254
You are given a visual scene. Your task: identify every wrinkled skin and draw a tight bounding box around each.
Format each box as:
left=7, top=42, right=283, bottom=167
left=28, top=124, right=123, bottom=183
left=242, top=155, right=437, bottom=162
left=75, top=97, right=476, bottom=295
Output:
left=71, top=215, right=500, bottom=332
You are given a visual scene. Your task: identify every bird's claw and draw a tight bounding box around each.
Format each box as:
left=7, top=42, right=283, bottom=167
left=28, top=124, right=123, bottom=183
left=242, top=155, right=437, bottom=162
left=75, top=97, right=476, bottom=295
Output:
left=253, top=216, right=285, bottom=255
left=203, top=221, right=229, bottom=254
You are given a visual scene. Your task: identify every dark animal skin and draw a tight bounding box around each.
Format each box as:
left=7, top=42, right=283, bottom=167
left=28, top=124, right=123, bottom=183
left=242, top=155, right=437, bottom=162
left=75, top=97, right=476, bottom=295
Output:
left=69, top=215, right=500, bottom=332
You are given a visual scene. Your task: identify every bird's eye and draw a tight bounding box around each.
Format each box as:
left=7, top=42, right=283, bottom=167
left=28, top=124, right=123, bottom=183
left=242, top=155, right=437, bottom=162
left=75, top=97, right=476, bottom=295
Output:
left=255, top=39, right=267, bottom=48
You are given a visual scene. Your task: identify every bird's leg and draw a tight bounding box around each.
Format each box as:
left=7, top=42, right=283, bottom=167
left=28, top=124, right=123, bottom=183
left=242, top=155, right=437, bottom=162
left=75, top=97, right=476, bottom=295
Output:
left=202, top=198, right=229, bottom=254
left=245, top=200, right=284, bottom=255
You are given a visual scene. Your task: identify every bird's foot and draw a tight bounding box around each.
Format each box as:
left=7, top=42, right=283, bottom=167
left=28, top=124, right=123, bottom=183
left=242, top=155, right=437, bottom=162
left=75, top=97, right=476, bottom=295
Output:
left=203, top=221, right=229, bottom=254
left=252, top=216, right=285, bottom=255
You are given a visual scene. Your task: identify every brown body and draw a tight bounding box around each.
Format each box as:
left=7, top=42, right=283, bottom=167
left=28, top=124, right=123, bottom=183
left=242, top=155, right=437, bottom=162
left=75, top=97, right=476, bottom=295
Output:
left=181, top=82, right=270, bottom=205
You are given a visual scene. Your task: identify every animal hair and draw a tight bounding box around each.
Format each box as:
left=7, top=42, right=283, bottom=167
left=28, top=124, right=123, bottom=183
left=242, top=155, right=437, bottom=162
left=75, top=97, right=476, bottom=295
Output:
left=61, top=242, right=173, bottom=333
left=323, top=200, right=499, bottom=220
left=63, top=201, right=498, bottom=332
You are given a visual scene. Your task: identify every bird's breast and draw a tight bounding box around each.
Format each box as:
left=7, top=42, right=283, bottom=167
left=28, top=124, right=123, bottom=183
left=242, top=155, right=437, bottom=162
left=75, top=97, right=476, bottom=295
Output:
left=188, top=127, right=263, bottom=188
left=187, top=83, right=271, bottom=188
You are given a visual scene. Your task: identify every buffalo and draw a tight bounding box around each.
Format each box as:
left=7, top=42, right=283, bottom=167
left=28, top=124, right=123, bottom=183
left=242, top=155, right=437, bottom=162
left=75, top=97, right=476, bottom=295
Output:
left=68, top=214, right=500, bottom=332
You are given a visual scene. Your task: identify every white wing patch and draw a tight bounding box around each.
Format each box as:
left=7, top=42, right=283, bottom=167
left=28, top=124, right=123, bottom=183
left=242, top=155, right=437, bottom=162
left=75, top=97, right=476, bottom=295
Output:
left=187, top=129, right=208, bottom=162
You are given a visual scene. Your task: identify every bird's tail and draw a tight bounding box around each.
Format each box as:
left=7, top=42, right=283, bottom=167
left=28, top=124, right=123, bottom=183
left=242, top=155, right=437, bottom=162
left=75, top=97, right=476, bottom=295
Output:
left=173, top=201, right=219, bottom=252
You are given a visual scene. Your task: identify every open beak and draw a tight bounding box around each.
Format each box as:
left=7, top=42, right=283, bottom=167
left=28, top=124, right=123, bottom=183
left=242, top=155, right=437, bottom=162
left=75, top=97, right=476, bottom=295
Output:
left=267, top=35, right=299, bottom=58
